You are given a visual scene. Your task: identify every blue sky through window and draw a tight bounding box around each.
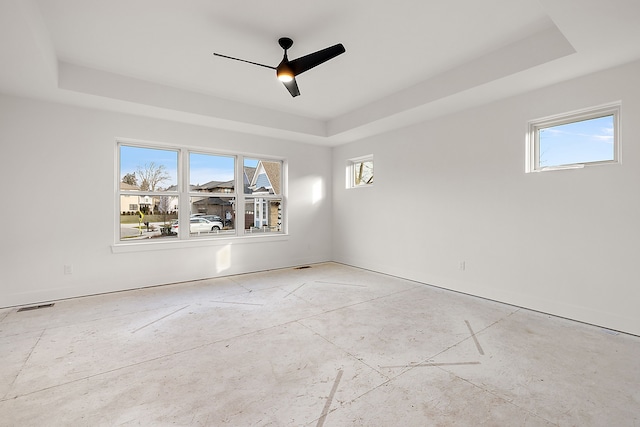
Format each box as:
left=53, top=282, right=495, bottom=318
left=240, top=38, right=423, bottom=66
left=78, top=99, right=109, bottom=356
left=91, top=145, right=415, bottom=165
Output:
left=120, top=146, right=249, bottom=188
left=189, top=153, right=234, bottom=186
left=539, top=115, right=614, bottom=167
left=120, top=145, right=178, bottom=188
left=120, top=147, right=264, bottom=188
left=244, top=158, right=259, bottom=168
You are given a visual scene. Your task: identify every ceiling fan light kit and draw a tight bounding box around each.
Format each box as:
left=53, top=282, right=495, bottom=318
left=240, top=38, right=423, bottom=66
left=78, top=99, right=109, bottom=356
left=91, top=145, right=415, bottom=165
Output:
left=214, top=37, right=345, bottom=97
left=276, top=63, right=294, bottom=83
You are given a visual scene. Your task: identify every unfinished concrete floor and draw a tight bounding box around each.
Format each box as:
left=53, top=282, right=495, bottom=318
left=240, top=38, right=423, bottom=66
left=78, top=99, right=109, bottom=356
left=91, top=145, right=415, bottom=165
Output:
left=1, top=262, right=639, bottom=426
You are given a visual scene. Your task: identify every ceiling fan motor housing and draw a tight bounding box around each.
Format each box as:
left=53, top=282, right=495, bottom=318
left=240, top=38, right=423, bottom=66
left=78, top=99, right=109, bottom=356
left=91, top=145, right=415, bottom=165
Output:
left=278, top=37, right=294, bottom=50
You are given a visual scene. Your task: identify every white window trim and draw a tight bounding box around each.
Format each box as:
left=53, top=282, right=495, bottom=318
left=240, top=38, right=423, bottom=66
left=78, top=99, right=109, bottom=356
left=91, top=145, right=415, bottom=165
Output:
left=114, top=139, right=287, bottom=251
left=526, top=102, right=621, bottom=173
left=346, top=154, right=374, bottom=188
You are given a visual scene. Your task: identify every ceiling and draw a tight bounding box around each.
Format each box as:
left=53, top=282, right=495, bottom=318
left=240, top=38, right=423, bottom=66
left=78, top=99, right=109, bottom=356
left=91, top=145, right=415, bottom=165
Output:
left=1, top=0, right=639, bottom=146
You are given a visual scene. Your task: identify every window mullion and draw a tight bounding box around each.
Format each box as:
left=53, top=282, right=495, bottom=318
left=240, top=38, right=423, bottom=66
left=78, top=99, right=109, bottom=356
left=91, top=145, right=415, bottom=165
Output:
left=179, top=148, right=189, bottom=239
left=236, top=155, right=245, bottom=233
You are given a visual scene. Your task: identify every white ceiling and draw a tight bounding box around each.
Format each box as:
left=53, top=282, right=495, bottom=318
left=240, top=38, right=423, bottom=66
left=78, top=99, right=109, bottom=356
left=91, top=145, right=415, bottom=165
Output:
left=1, top=0, right=639, bottom=145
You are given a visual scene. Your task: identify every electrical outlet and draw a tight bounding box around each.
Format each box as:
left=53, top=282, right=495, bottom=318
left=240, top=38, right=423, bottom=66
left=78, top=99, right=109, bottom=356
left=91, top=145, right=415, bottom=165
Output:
left=64, top=264, right=73, bottom=275
left=459, top=261, right=465, bottom=271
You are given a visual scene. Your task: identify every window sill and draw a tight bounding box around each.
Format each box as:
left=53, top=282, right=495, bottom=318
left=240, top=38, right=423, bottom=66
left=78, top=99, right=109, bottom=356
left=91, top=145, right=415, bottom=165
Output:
left=111, top=233, right=288, bottom=253
left=531, top=164, right=585, bottom=173
left=528, top=160, right=620, bottom=173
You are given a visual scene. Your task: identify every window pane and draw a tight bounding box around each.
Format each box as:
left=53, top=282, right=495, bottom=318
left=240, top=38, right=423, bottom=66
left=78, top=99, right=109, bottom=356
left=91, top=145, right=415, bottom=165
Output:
left=353, top=160, right=374, bottom=186
left=119, top=195, right=178, bottom=240
left=244, top=198, right=283, bottom=233
left=539, top=115, right=615, bottom=168
left=120, top=145, right=177, bottom=191
left=244, top=158, right=282, bottom=195
left=189, top=196, right=235, bottom=235
left=190, top=153, right=235, bottom=193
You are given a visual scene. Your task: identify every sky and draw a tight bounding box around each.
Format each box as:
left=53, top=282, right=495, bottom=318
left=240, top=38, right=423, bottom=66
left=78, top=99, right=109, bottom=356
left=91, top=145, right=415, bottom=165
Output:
left=120, top=145, right=259, bottom=189
left=539, top=115, right=614, bottom=167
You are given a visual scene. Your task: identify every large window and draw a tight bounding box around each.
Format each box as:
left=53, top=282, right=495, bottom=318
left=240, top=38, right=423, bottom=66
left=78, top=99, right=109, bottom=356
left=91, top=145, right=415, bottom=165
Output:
left=117, top=142, right=285, bottom=242
left=527, top=103, right=620, bottom=172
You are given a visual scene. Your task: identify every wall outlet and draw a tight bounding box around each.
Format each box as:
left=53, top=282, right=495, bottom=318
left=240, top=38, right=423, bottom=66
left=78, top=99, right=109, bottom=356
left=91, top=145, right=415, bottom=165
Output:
left=64, top=264, right=73, bottom=275
left=459, top=261, right=466, bottom=271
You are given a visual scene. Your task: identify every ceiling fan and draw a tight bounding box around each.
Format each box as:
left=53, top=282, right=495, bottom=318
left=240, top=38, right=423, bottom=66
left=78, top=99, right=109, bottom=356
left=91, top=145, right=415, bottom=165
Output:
left=214, top=37, right=345, bottom=97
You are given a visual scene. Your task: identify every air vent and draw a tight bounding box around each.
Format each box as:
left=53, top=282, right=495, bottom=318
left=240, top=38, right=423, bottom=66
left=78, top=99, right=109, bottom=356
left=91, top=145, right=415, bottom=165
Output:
left=17, top=303, right=55, bottom=312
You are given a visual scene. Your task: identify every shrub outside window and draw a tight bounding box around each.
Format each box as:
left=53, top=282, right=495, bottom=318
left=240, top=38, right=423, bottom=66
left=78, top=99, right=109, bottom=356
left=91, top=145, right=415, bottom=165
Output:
left=527, top=103, right=620, bottom=172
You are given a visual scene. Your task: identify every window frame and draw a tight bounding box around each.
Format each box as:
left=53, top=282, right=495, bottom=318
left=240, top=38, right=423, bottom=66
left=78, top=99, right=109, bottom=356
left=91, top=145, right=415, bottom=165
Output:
left=187, top=150, right=237, bottom=237
left=115, top=140, right=286, bottom=249
left=526, top=103, right=621, bottom=173
left=243, top=158, right=284, bottom=233
left=346, top=154, right=374, bottom=189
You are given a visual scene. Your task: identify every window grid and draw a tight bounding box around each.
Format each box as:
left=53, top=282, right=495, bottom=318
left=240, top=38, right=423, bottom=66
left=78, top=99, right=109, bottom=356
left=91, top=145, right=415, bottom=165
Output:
left=117, top=142, right=285, bottom=243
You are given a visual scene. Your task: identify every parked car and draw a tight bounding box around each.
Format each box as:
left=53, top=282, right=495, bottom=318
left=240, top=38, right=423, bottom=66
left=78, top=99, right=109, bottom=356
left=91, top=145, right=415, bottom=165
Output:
left=170, top=217, right=223, bottom=234
left=200, top=215, right=223, bottom=223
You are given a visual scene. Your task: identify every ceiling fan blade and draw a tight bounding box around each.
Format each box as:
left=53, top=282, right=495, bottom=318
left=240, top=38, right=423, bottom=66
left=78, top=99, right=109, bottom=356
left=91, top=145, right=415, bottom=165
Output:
left=213, top=53, right=276, bottom=70
left=282, top=78, right=300, bottom=97
left=289, top=43, right=345, bottom=76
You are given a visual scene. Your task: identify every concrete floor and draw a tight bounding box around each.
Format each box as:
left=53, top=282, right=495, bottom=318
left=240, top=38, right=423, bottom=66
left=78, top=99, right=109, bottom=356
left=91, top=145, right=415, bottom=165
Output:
left=1, top=262, right=639, bottom=426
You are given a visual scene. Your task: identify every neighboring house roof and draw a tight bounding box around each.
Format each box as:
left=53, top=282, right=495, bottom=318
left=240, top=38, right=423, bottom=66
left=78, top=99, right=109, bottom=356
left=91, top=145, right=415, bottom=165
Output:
left=192, top=196, right=233, bottom=206
left=164, top=184, right=198, bottom=192
left=244, top=166, right=256, bottom=183
left=190, top=168, right=257, bottom=193
left=194, top=180, right=221, bottom=191
left=249, top=161, right=281, bottom=195
left=120, top=182, right=138, bottom=190
left=195, top=179, right=234, bottom=192
left=262, top=161, right=281, bottom=194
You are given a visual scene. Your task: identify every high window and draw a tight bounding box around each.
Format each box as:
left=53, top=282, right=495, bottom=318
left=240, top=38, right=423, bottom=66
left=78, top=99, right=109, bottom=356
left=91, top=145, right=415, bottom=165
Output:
left=117, top=142, right=285, bottom=243
left=347, top=155, right=374, bottom=188
left=527, top=103, right=620, bottom=172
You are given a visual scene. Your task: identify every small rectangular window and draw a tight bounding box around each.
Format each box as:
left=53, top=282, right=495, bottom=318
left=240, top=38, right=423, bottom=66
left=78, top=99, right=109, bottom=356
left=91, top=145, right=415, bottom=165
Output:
left=347, top=155, right=374, bottom=188
left=527, top=103, right=620, bottom=172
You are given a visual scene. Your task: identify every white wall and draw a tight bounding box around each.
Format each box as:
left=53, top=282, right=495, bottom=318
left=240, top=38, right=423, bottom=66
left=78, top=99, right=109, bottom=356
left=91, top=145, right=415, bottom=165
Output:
left=333, top=60, right=640, bottom=336
left=0, top=95, right=333, bottom=307
left=4, top=60, right=640, bottom=336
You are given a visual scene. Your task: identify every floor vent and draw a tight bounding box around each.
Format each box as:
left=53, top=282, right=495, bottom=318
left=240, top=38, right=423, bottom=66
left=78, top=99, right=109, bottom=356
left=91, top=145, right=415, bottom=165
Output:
left=17, top=303, right=55, bottom=312
left=295, top=266, right=311, bottom=270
